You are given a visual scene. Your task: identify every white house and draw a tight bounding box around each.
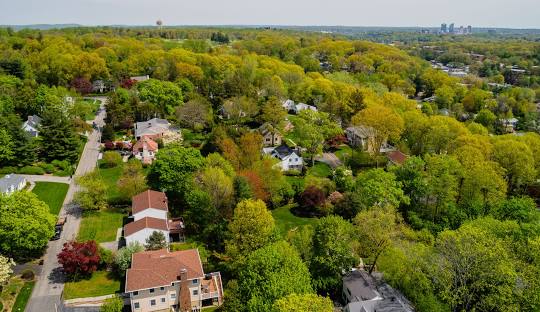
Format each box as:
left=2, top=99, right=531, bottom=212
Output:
left=263, top=145, right=304, bottom=171
left=133, top=136, right=159, bottom=165
left=282, top=99, right=296, bottom=111
left=21, top=115, right=42, bottom=137
left=124, top=217, right=170, bottom=246
left=130, top=75, right=150, bottom=82
left=282, top=99, right=317, bottom=114
left=0, top=174, right=27, bottom=195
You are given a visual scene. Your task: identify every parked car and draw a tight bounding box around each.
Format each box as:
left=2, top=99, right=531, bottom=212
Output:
left=51, top=217, right=67, bottom=241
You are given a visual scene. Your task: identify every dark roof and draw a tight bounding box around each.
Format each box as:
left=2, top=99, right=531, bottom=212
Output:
left=273, top=144, right=294, bottom=158
left=125, top=249, right=204, bottom=292
left=343, top=270, right=380, bottom=301
left=124, top=217, right=168, bottom=236
left=131, top=190, right=168, bottom=215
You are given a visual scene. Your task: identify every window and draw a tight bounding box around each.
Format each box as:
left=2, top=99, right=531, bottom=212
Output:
left=149, top=288, right=155, bottom=293
left=161, top=297, right=166, bottom=303
left=192, top=279, right=198, bottom=285
left=133, top=291, right=139, bottom=296
left=171, top=293, right=176, bottom=299
left=160, top=287, right=165, bottom=291
left=193, top=290, right=199, bottom=296
left=133, top=302, right=140, bottom=309
left=150, top=299, right=156, bottom=306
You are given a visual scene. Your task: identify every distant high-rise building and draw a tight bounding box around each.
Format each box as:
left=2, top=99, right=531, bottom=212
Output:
left=467, top=25, right=472, bottom=34
left=449, top=23, right=455, bottom=33
left=441, top=23, right=447, bottom=33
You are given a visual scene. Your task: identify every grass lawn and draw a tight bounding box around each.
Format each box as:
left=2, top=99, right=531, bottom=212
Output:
left=78, top=208, right=124, bottom=243
left=11, top=281, right=35, bottom=312
left=307, top=162, right=332, bottom=178
left=334, top=145, right=353, bottom=162
left=98, top=164, right=124, bottom=202
left=272, top=204, right=318, bottom=235
left=0, top=276, right=33, bottom=312
left=32, top=182, right=69, bottom=215
left=64, top=271, right=121, bottom=300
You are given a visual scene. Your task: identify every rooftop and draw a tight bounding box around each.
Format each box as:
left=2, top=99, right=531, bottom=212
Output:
left=125, top=249, right=204, bottom=292
left=0, top=174, right=26, bottom=194
left=132, top=190, right=168, bottom=215
left=124, top=217, right=168, bottom=236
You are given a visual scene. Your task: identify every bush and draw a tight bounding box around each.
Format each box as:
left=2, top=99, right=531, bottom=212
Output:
left=38, top=163, right=56, bottom=174
left=18, top=166, right=45, bottom=175
left=99, top=247, right=115, bottom=270
left=21, top=269, right=35, bottom=280
left=52, top=159, right=71, bottom=171
left=100, top=295, right=124, bottom=312
left=0, top=166, right=18, bottom=174
left=101, top=151, right=122, bottom=168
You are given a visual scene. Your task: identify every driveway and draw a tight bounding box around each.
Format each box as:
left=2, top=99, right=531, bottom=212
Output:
left=315, top=152, right=343, bottom=169
left=25, top=97, right=106, bottom=312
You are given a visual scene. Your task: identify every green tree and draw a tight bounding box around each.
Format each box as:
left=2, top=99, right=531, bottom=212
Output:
left=115, top=242, right=144, bottom=274
left=474, top=109, right=497, bottom=130
left=147, top=147, right=205, bottom=203
left=226, top=199, right=276, bottom=261
left=101, top=151, right=122, bottom=168
left=351, top=106, right=404, bottom=154
left=273, top=293, right=333, bottom=312
left=310, top=215, right=357, bottom=293
left=0, top=192, right=55, bottom=258
left=117, top=159, right=148, bottom=202
left=238, top=241, right=313, bottom=312
left=100, top=295, right=124, bottom=312
left=260, top=96, right=287, bottom=128
left=197, top=167, right=234, bottom=215
left=137, top=79, right=183, bottom=116
left=492, top=139, right=536, bottom=193
left=39, top=107, right=80, bottom=163
left=0, top=129, right=14, bottom=165
left=145, top=231, right=167, bottom=250
left=175, top=96, right=213, bottom=131
left=354, top=168, right=408, bottom=210
left=354, top=206, right=399, bottom=274
left=75, top=171, right=108, bottom=211
left=294, top=110, right=342, bottom=165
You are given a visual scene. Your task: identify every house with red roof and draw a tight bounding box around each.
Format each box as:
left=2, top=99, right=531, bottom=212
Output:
left=126, top=249, right=223, bottom=312
left=124, top=190, right=185, bottom=246
left=133, top=136, right=159, bottom=165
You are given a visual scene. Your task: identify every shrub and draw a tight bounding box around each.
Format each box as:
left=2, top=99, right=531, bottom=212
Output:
left=100, top=295, right=124, bottom=312
left=18, top=166, right=45, bottom=175
left=101, top=151, right=122, bottom=168
left=38, top=163, right=56, bottom=174
left=52, top=159, right=71, bottom=171
left=0, top=166, right=18, bottom=174
left=98, top=247, right=114, bottom=270
left=21, top=269, right=35, bottom=280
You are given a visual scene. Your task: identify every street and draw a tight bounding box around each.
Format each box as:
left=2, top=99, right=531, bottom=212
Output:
left=25, top=97, right=106, bottom=312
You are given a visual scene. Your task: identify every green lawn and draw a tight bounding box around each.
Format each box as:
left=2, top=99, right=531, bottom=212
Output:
left=307, top=162, right=332, bottom=178
left=98, top=164, right=123, bottom=202
left=32, top=182, right=69, bottom=215
left=74, top=99, right=100, bottom=121
left=78, top=208, right=124, bottom=243
left=11, top=281, right=35, bottom=312
left=64, top=271, right=121, bottom=300
left=272, top=204, right=318, bottom=235
left=335, top=145, right=353, bottom=162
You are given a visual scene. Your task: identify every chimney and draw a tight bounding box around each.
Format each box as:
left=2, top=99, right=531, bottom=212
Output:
left=178, top=268, right=191, bottom=312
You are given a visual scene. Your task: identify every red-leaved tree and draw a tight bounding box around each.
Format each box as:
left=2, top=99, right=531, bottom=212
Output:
left=71, top=77, right=93, bottom=95
left=299, top=185, right=326, bottom=216
left=57, top=241, right=100, bottom=277
left=239, top=170, right=269, bottom=202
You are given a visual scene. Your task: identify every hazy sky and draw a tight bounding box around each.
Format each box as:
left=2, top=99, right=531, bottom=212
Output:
left=1, top=0, right=539, bottom=28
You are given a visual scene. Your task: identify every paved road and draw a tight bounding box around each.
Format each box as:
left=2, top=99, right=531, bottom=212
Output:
left=26, top=97, right=106, bottom=312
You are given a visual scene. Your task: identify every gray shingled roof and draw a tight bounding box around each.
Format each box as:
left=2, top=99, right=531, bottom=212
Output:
left=0, top=174, right=26, bottom=194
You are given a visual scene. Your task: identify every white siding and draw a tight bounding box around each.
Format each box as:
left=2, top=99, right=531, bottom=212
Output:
left=125, top=228, right=170, bottom=246
left=133, top=209, right=167, bottom=221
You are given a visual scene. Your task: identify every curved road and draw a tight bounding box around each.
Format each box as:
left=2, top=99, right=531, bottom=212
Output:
left=25, top=97, right=106, bottom=312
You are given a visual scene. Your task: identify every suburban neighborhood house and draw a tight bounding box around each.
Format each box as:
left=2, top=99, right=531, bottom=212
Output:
left=259, top=123, right=282, bottom=147
left=387, top=150, right=408, bottom=166
left=126, top=249, right=224, bottom=312
left=282, top=99, right=317, bottom=114
left=130, top=75, right=150, bottom=82
left=263, top=144, right=304, bottom=171
left=0, top=174, right=27, bottom=195
left=124, top=190, right=185, bottom=246
left=133, top=136, right=159, bottom=164
left=134, top=118, right=181, bottom=144
left=345, top=126, right=378, bottom=154
left=342, top=270, right=414, bottom=312
left=21, top=115, right=42, bottom=137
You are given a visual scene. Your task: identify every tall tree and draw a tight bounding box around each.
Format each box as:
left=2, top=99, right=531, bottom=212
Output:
left=294, top=110, right=342, bottom=165
left=117, top=159, right=148, bottom=202
left=75, top=171, right=108, bottom=211
left=57, top=240, right=100, bottom=279
left=39, top=107, right=80, bottom=163
left=273, top=293, right=333, bottom=312
left=145, top=231, right=167, bottom=251
left=351, top=106, right=404, bottom=154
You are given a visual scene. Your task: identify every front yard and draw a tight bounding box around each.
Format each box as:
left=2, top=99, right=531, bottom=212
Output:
left=272, top=204, right=318, bottom=235
left=77, top=208, right=125, bottom=243
left=0, top=276, right=35, bottom=312
left=63, top=271, right=121, bottom=300
left=98, top=164, right=124, bottom=203
left=32, top=182, right=69, bottom=215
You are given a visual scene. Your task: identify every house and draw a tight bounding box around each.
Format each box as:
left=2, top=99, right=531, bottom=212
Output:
left=134, top=118, right=170, bottom=140
left=263, top=144, right=303, bottom=171
left=125, top=248, right=224, bottom=312
left=133, top=136, right=159, bottom=164
left=21, top=115, right=42, bottom=137
left=387, top=150, right=408, bottom=166
left=130, top=75, right=150, bottom=82
left=92, top=80, right=106, bottom=93
left=282, top=99, right=317, bottom=114
left=345, top=126, right=378, bottom=154
left=343, top=270, right=414, bottom=312
left=0, top=174, right=27, bottom=195
left=259, top=123, right=282, bottom=147
left=124, top=190, right=185, bottom=246
left=501, top=117, right=519, bottom=133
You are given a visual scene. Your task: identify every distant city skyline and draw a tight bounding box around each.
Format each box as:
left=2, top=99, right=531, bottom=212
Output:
left=1, top=0, right=539, bottom=29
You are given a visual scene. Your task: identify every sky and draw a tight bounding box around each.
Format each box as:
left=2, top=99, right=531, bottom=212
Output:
left=1, top=0, right=540, bottom=29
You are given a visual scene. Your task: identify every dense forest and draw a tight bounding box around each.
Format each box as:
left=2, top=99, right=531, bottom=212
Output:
left=1, top=26, right=540, bottom=312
